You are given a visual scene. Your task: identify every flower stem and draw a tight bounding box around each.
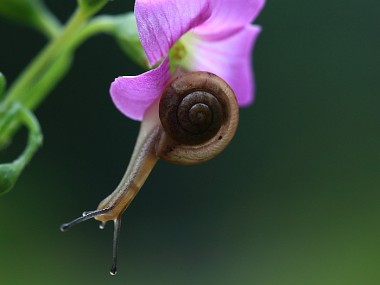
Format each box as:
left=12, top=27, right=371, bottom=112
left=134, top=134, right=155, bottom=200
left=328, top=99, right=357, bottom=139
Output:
left=0, top=103, right=42, bottom=195
left=0, top=1, right=112, bottom=193
left=1, top=8, right=116, bottom=112
left=0, top=3, right=108, bottom=148
left=2, top=7, right=88, bottom=109
left=34, top=6, right=62, bottom=39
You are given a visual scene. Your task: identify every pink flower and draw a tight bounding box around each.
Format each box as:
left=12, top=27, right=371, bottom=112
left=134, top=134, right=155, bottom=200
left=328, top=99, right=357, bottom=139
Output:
left=110, top=0, right=265, bottom=121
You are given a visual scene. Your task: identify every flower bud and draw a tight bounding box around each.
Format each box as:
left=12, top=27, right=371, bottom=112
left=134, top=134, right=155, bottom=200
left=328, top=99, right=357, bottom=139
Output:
left=112, top=13, right=149, bottom=68
left=0, top=163, right=21, bottom=196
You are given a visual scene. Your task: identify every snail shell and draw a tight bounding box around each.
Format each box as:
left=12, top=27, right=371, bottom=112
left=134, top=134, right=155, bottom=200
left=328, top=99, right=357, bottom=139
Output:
left=157, top=71, right=239, bottom=164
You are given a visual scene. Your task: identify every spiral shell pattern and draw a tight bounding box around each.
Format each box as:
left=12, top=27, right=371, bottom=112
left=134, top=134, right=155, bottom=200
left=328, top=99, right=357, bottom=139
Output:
left=159, top=72, right=232, bottom=145
left=157, top=71, right=239, bottom=164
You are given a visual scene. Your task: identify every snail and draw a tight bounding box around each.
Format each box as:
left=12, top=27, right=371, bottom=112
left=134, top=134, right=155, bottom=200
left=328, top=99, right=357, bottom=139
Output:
left=60, top=70, right=239, bottom=275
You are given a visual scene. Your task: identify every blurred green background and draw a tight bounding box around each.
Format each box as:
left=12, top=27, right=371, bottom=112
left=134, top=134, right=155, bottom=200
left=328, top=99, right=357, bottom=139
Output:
left=1, top=1, right=379, bottom=284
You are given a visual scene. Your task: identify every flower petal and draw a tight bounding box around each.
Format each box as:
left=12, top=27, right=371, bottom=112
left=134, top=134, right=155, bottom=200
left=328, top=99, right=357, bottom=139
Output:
left=195, top=0, right=265, bottom=38
left=135, top=0, right=211, bottom=66
left=188, top=25, right=262, bottom=106
left=110, top=58, right=170, bottom=121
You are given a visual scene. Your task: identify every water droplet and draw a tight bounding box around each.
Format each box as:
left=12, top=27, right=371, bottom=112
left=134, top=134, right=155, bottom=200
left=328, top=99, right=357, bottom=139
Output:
left=99, top=221, right=107, bottom=230
left=110, top=264, right=117, bottom=275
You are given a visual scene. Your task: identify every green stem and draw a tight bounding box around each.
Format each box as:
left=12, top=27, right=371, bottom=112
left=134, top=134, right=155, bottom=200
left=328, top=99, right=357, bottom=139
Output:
left=1, top=10, right=116, bottom=113
left=0, top=2, right=113, bottom=194
left=0, top=103, right=42, bottom=195
left=0, top=53, right=72, bottom=143
left=24, top=53, right=73, bottom=110
left=73, top=15, right=119, bottom=47
left=34, top=6, right=62, bottom=38
left=0, top=7, right=109, bottom=148
left=14, top=105, right=43, bottom=167
left=2, top=7, right=88, bottom=109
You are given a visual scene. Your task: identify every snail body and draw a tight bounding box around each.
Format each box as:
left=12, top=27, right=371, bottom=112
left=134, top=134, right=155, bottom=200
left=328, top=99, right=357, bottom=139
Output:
left=61, top=70, right=239, bottom=275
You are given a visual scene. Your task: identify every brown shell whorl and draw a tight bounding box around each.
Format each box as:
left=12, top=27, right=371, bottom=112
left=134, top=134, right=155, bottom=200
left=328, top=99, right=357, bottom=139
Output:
left=158, top=71, right=239, bottom=164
